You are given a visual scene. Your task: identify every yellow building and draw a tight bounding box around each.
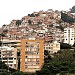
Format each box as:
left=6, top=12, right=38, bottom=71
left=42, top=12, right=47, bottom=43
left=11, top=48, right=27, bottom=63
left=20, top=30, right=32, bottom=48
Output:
left=20, top=39, right=44, bottom=72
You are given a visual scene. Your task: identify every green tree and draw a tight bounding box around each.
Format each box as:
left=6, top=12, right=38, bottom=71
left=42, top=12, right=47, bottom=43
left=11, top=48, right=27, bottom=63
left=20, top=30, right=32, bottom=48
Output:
left=39, top=49, right=75, bottom=74
left=28, top=13, right=35, bottom=17
left=0, top=72, right=8, bottom=75
left=73, top=43, right=75, bottom=47
left=16, top=20, right=22, bottom=26
left=12, top=71, right=24, bottom=75
left=0, top=61, right=10, bottom=75
left=61, top=12, right=75, bottom=23
left=44, top=50, right=52, bottom=63
left=71, top=6, right=75, bottom=13
left=28, top=20, right=32, bottom=25
left=60, top=43, right=71, bottom=49
left=56, top=25, right=64, bottom=31
left=2, top=24, right=6, bottom=27
left=0, top=61, right=8, bottom=69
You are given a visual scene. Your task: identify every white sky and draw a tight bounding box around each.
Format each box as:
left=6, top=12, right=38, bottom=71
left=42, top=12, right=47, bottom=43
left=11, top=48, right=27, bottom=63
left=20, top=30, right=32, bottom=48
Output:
left=0, top=0, right=75, bottom=27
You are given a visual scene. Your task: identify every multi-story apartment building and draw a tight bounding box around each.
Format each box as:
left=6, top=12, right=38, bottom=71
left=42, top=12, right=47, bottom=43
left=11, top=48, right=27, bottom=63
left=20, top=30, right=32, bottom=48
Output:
left=0, top=39, right=21, bottom=69
left=20, top=39, right=44, bottom=72
left=64, top=27, right=74, bottom=45
left=44, top=41, right=60, bottom=54
left=0, top=46, right=17, bottom=69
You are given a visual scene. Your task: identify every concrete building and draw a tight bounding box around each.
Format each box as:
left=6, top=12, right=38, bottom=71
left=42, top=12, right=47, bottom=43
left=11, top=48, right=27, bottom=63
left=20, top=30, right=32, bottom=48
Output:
left=0, top=39, right=21, bottom=69
left=44, top=41, right=60, bottom=54
left=64, top=27, right=74, bottom=45
left=0, top=46, right=17, bottom=69
left=20, top=39, right=44, bottom=72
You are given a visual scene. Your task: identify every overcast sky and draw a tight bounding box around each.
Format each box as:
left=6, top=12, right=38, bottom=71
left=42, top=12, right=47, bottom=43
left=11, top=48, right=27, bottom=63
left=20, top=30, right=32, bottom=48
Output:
left=0, top=0, right=75, bottom=27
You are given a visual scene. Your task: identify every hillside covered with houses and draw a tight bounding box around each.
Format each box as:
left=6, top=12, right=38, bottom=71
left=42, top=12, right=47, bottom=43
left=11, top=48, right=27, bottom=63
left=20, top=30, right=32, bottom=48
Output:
left=1, top=6, right=75, bottom=75
left=1, top=8, right=75, bottom=44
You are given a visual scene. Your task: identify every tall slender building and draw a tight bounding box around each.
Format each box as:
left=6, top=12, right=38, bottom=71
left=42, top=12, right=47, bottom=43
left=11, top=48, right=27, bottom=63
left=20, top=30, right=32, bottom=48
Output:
left=64, top=27, right=74, bottom=45
left=20, top=39, right=44, bottom=72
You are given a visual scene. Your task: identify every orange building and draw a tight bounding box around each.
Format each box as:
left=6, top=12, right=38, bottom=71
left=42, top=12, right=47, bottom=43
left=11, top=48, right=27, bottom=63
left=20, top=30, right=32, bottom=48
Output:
left=20, top=39, right=44, bottom=72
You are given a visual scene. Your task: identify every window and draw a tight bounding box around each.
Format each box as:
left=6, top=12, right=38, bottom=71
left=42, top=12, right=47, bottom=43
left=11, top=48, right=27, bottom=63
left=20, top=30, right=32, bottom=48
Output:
left=36, top=62, right=39, bottom=64
left=26, top=56, right=28, bottom=58
left=9, top=61, right=13, bottom=63
left=37, top=52, right=39, bottom=54
left=26, top=42, right=28, bottom=44
left=14, top=58, right=16, bottom=59
left=9, top=58, right=13, bottom=60
left=49, top=47, right=50, bottom=49
left=3, top=58, right=7, bottom=60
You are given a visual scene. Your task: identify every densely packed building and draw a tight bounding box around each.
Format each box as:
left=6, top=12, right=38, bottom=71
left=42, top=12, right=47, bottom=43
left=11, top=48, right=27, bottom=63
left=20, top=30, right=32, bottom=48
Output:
left=1, top=9, right=75, bottom=72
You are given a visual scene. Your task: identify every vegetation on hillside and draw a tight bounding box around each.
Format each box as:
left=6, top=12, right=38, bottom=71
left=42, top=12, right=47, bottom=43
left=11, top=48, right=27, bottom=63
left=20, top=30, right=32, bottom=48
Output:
left=16, top=20, right=22, bottom=26
left=61, top=12, right=75, bottom=23
left=36, top=49, right=75, bottom=75
left=0, top=61, right=17, bottom=75
left=71, top=6, right=75, bottom=13
left=60, top=43, right=71, bottom=49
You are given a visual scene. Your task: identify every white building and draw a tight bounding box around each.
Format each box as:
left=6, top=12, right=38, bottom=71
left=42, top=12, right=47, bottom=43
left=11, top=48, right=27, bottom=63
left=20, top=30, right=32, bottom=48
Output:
left=64, top=27, right=74, bottom=45
left=0, top=46, right=17, bottom=69
left=0, top=39, right=21, bottom=70
left=44, top=41, right=60, bottom=54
